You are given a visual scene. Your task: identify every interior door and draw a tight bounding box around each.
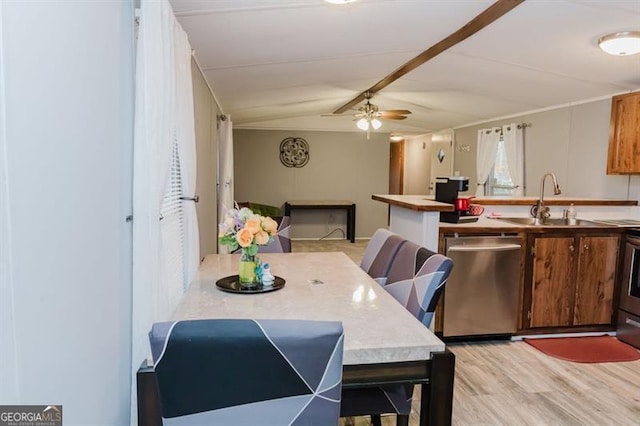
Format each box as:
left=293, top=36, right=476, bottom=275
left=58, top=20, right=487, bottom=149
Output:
left=389, top=140, right=404, bottom=195
left=429, top=138, right=453, bottom=194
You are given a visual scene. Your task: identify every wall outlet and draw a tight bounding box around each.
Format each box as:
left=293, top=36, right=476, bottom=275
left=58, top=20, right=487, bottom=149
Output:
left=328, top=213, right=335, bottom=224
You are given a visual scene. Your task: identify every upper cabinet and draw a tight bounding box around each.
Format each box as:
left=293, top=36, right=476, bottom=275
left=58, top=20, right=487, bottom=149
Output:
left=607, top=91, right=640, bottom=174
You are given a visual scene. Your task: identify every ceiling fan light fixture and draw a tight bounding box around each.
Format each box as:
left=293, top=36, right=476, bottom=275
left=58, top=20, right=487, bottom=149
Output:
left=598, top=31, right=640, bottom=56
left=371, top=118, right=382, bottom=130
left=356, top=118, right=369, bottom=131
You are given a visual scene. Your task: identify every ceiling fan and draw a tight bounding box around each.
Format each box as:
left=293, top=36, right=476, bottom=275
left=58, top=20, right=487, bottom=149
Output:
left=353, top=93, right=411, bottom=131
left=323, top=92, right=411, bottom=138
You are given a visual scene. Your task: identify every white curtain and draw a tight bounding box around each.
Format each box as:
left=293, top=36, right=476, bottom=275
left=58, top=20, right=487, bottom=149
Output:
left=475, top=127, right=501, bottom=196
left=502, top=123, right=525, bottom=196
left=0, top=1, right=20, bottom=401
left=174, top=26, right=199, bottom=286
left=131, top=1, right=194, bottom=422
left=217, top=116, right=234, bottom=253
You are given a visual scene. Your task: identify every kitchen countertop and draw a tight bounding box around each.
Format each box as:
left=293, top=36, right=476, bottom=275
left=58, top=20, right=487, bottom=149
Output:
left=439, top=215, right=625, bottom=234
left=371, top=194, right=454, bottom=212
left=372, top=194, right=637, bottom=210
left=465, top=196, right=637, bottom=206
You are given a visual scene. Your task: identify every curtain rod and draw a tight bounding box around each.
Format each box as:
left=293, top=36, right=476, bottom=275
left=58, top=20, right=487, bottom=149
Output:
left=484, top=122, right=532, bottom=133
left=191, top=50, right=226, bottom=117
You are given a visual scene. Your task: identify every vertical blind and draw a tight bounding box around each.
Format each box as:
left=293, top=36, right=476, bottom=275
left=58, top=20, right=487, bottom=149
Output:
left=161, top=140, right=185, bottom=298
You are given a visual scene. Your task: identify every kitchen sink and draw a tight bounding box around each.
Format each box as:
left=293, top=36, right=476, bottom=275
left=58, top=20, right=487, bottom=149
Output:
left=495, top=217, right=602, bottom=226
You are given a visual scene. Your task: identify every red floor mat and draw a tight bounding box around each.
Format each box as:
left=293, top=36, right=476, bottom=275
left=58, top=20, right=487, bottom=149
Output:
left=524, top=335, right=640, bottom=363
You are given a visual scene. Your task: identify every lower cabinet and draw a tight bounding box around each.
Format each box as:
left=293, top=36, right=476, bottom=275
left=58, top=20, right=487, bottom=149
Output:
left=525, top=233, right=620, bottom=329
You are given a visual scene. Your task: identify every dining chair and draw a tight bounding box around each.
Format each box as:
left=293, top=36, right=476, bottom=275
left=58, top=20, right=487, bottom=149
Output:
left=360, top=228, right=394, bottom=273
left=364, top=232, right=406, bottom=285
left=148, top=318, right=344, bottom=425
left=258, top=215, right=291, bottom=253
left=341, top=241, right=453, bottom=426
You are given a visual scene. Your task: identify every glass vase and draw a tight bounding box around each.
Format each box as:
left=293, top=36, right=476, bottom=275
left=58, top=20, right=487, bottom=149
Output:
left=238, top=250, right=259, bottom=288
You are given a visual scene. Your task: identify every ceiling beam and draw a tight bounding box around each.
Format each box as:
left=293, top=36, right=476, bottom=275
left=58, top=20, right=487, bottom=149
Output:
left=333, top=0, right=526, bottom=114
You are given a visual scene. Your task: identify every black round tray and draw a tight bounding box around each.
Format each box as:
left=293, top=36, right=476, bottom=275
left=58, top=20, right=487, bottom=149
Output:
left=215, top=275, right=285, bottom=294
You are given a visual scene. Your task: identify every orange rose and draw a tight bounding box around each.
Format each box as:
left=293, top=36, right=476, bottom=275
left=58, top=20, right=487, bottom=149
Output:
left=254, top=230, right=270, bottom=245
left=236, top=228, right=254, bottom=248
left=245, top=218, right=261, bottom=234
left=261, top=216, right=278, bottom=236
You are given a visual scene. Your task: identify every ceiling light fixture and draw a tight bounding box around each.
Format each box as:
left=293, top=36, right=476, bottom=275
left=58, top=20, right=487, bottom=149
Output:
left=356, top=116, right=382, bottom=133
left=598, top=31, right=640, bottom=56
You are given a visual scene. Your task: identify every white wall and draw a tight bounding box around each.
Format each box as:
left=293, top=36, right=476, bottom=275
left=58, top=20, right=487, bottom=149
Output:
left=453, top=98, right=632, bottom=199
left=233, top=129, right=389, bottom=239
left=192, top=59, right=219, bottom=256
left=1, top=2, right=134, bottom=424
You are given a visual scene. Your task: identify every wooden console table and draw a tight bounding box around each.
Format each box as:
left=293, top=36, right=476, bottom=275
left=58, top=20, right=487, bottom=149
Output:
left=285, top=200, right=356, bottom=243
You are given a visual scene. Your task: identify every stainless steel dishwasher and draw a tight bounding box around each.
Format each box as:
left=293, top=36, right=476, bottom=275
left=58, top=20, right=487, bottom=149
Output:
left=443, top=235, right=522, bottom=337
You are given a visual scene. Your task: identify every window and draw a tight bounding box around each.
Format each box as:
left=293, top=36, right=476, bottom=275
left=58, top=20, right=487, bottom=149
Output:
left=486, top=137, right=516, bottom=196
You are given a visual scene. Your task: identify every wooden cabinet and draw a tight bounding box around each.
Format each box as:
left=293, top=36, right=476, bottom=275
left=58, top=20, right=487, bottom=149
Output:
left=526, top=233, right=620, bottom=328
left=607, top=91, right=640, bottom=174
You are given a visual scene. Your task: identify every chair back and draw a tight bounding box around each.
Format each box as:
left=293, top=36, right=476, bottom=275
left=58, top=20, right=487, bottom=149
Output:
left=149, top=318, right=344, bottom=425
left=259, top=216, right=291, bottom=253
left=366, top=234, right=406, bottom=285
left=360, top=228, right=393, bottom=272
left=384, top=242, right=453, bottom=327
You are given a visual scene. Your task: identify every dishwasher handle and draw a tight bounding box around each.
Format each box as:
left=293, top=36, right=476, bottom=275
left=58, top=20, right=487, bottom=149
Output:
left=447, top=243, right=521, bottom=253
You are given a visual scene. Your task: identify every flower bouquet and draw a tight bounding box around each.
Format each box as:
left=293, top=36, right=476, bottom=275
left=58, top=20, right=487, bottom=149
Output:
left=218, top=206, right=279, bottom=287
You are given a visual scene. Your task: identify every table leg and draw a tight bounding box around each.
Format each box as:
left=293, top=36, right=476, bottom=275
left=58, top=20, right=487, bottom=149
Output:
left=348, top=204, right=356, bottom=243
left=137, top=362, right=162, bottom=426
left=420, top=349, right=455, bottom=425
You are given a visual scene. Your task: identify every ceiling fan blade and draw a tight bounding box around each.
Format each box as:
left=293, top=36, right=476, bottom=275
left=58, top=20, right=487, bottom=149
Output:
left=380, top=114, right=408, bottom=120
left=380, top=109, right=412, bottom=115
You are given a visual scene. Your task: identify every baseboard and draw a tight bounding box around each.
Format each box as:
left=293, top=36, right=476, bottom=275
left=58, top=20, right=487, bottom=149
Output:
left=511, top=331, right=616, bottom=341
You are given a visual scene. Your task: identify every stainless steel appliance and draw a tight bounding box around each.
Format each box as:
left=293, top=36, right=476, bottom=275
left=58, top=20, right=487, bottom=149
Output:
left=443, top=235, right=522, bottom=337
left=617, top=228, right=640, bottom=349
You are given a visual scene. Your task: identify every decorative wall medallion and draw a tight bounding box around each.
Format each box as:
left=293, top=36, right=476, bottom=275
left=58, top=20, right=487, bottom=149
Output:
left=437, top=148, right=445, bottom=163
left=280, top=137, right=309, bottom=168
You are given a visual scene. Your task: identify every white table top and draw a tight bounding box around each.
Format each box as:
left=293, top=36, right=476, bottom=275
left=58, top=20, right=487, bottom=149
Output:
left=173, top=252, right=445, bottom=365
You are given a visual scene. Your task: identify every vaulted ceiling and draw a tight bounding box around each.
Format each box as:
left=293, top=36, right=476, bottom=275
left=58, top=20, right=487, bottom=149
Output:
left=170, top=0, right=640, bottom=135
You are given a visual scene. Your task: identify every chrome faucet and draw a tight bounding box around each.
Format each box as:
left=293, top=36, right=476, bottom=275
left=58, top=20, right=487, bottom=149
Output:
left=532, top=172, right=561, bottom=223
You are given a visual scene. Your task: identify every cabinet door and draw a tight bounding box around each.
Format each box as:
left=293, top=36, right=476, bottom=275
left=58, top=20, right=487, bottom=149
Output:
left=573, top=236, right=619, bottom=325
left=607, top=92, right=640, bottom=174
left=530, top=237, right=575, bottom=327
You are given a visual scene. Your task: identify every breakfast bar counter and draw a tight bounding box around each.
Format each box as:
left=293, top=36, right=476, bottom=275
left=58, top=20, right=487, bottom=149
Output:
left=372, top=194, right=453, bottom=251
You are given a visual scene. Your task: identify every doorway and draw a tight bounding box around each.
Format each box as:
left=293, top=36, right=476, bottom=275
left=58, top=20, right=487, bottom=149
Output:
left=388, top=140, right=404, bottom=224
left=389, top=139, right=404, bottom=194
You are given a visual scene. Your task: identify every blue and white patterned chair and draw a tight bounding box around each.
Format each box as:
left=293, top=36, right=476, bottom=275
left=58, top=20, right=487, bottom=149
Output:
left=149, top=318, right=344, bottom=425
left=360, top=228, right=394, bottom=273
left=341, top=241, right=453, bottom=426
left=363, top=231, right=406, bottom=286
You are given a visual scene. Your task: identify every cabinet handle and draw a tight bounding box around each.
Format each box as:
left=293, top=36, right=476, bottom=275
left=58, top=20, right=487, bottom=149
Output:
left=584, top=244, right=589, bottom=250
left=569, top=244, right=574, bottom=252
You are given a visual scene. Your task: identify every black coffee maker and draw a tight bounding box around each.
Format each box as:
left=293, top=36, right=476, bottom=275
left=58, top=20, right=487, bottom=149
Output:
left=435, top=176, right=478, bottom=223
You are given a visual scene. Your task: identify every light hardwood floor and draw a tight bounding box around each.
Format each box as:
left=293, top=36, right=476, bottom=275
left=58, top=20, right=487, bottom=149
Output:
left=293, top=239, right=640, bottom=426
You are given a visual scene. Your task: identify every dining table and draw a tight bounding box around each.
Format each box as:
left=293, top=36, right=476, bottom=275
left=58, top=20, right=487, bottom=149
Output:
left=136, top=252, right=455, bottom=425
